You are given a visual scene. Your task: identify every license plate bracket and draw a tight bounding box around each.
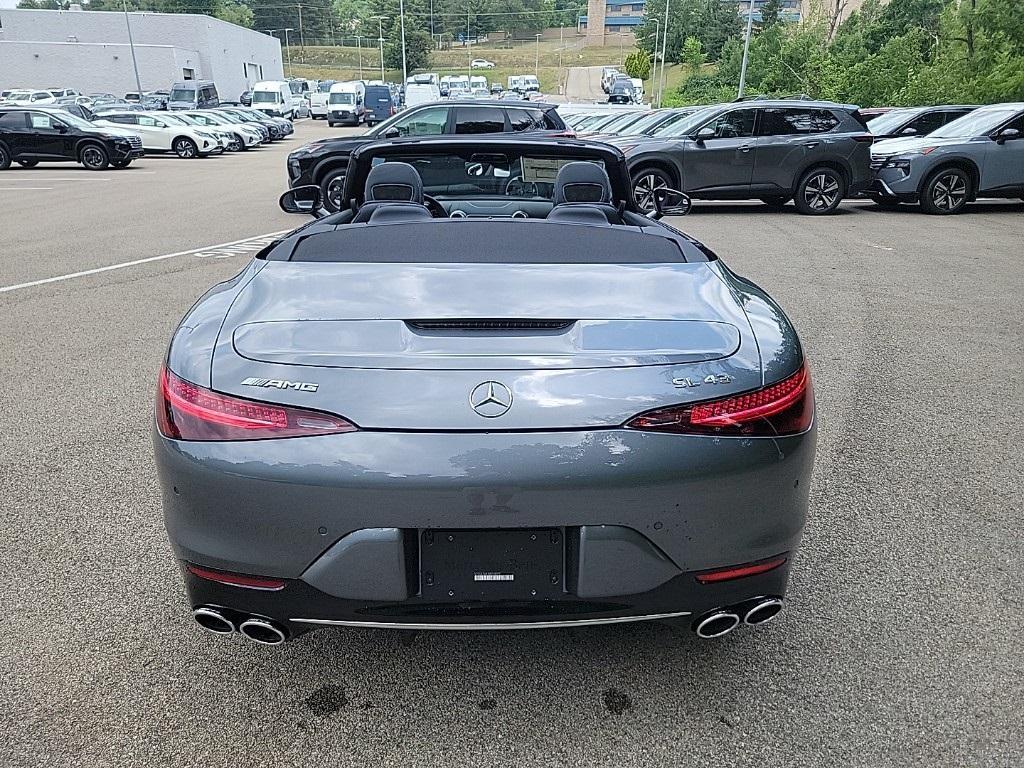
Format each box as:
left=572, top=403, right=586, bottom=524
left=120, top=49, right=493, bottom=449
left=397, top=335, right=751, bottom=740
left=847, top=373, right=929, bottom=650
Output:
left=420, top=529, right=563, bottom=600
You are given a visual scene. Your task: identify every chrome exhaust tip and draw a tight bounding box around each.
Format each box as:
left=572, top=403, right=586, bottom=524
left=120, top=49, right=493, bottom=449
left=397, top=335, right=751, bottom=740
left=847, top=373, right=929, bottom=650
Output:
left=743, top=598, right=784, bottom=626
left=238, top=618, right=287, bottom=645
left=193, top=607, right=235, bottom=636
left=694, top=610, right=741, bottom=639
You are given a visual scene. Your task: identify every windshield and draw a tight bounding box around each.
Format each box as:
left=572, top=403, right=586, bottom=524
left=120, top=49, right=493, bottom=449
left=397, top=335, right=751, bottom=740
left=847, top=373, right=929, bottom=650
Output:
left=318, top=81, right=335, bottom=92
left=930, top=107, right=1020, bottom=138
left=329, top=92, right=356, bottom=105
left=6, top=91, right=31, bottom=100
left=58, top=112, right=98, bottom=130
left=160, top=113, right=192, bottom=125
left=649, top=107, right=718, bottom=137
left=598, top=112, right=647, bottom=133
left=289, top=82, right=305, bottom=95
left=169, top=89, right=196, bottom=103
left=628, top=111, right=676, bottom=134
left=214, top=112, right=241, bottom=123
left=252, top=91, right=281, bottom=104
left=367, top=153, right=613, bottom=203
left=866, top=108, right=920, bottom=135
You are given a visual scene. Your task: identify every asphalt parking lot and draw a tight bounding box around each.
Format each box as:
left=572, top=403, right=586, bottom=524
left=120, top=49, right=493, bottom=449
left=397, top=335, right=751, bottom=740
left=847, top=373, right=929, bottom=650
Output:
left=1, top=119, right=1021, bottom=767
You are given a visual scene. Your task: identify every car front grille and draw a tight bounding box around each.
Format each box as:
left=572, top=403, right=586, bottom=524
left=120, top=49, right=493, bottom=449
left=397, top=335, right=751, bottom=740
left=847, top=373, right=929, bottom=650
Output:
left=126, top=136, right=143, bottom=150
left=870, top=157, right=887, bottom=171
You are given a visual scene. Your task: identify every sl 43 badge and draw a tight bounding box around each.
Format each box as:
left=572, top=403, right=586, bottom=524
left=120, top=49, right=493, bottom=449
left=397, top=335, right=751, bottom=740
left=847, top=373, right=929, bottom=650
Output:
left=673, top=373, right=733, bottom=389
left=241, top=377, right=319, bottom=392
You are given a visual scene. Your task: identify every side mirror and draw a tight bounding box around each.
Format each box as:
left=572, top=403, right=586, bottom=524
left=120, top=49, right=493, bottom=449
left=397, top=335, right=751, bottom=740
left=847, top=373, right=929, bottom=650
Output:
left=694, top=126, right=715, bottom=144
left=382, top=127, right=400, bottom=139
left=899, top=126, right=918, bottom=136
left=279, top=185, right=327, bottom=218
left=155, top=121, right=166, bottom=128
left=996, top=127, right=1020, bottom=144
left=647, top=187, right=692, bottom=220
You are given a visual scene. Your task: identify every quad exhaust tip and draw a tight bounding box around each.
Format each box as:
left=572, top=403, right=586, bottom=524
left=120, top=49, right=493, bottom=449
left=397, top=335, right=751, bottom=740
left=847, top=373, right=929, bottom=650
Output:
left=238, top=618, right=288, bottom=645
left=694, top=610, right=741, bottom=639
left=193, top=607, right=235, bottom=636
left=744, top=597, right=784, bottom=626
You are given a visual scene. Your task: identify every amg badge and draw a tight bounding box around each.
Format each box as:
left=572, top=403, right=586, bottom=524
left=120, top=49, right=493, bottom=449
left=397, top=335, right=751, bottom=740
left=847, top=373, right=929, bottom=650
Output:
left=241, top=377, right=319, bottom=392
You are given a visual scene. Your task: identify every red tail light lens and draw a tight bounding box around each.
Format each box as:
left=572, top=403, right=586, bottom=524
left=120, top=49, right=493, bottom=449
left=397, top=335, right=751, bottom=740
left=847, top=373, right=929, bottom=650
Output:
left=695, top=556, right=788, bottom=584
left=186, top=563, right=286, bottom=591
left=625, top=364, right=813, bottom=437
left=156, top=366, right=357, bottom=441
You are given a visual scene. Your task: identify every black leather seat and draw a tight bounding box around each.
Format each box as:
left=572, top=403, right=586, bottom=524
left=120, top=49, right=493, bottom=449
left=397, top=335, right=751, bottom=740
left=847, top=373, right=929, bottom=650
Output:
left=352, top=162, right=433, bottom=224
left=545, top=162, right=617, bottom=226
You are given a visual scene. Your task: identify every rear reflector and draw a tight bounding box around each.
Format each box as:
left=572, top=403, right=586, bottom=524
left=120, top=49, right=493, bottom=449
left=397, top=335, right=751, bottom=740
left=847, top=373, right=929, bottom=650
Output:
left=695, top=556, right=788, bottom=584
left=625, top=363, right=813, bottom=437
left=156, top=366, right=357, bottom=441
left=186, top=564, right=286, bottom=591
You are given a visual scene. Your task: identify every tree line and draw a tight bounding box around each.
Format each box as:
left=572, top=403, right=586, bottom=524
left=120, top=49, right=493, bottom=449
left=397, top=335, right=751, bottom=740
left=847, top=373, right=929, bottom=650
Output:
left=637, top=0, right=1024, bottom=107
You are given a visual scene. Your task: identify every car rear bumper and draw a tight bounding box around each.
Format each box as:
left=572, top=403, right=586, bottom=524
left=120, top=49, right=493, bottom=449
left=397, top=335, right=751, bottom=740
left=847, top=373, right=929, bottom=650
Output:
left=156, top=426, right=814, bottom=630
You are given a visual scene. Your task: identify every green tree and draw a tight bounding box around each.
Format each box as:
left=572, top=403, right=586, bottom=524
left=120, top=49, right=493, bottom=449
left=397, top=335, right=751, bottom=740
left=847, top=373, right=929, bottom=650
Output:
left=681, top=36, right=705, bottom=72
left=623, top=49, right=651, bottom=80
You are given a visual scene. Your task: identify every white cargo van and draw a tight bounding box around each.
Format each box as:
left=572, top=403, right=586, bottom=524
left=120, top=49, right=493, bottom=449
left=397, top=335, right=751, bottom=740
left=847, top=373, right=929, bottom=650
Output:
left=327, top=81, right=366, bottom=126
left=251, top=81, right=295, bottom=119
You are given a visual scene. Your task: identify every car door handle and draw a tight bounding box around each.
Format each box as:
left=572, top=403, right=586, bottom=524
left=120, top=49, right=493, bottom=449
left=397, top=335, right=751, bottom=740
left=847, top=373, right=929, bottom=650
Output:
left=739, top=144, right=752, bottom=152
left=802, top=141, right=820, bottom=148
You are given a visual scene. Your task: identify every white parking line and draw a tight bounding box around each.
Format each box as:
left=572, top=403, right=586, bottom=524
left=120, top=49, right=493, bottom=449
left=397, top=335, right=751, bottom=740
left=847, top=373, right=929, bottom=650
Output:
left=0, top=230, right=292, bottom=294
left=0, top=187, right=53, bottom=191
left=1, top=177, right=112, bottom=182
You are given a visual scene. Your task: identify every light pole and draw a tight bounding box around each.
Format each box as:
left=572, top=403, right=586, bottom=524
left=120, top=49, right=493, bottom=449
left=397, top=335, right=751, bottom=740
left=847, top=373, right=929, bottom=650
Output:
left=398, top=0, right=408, bottom=84
left=283, top=27, right=295, bottom=77
left=373, top=16, right=387, bottom=82
left=356, top=35, right=363, bottom=80
left=648, top=17, right=660, bottom=106
left=121, top=0, right=143, bottom=97
left=660, top=0, right=669, bottom=109
left=558, top=25, right=564, bottom=95
left=535, top=33, right=541, bottom=76
left=737, top=0, right=756, bottom=98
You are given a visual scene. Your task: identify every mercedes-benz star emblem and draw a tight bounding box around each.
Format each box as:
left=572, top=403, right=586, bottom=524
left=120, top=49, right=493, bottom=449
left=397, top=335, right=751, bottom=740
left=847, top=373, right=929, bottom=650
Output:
left=470, top=381, right=513, bottom=418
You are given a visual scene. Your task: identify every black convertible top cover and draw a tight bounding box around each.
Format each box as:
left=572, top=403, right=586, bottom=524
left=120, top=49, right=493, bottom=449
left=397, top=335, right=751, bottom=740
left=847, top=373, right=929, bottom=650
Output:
left=288, top=220, right=688, bottom=264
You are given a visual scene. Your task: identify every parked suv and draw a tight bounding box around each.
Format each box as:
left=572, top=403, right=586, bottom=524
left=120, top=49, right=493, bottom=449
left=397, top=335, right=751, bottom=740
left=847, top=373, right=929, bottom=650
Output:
left=866, top=105, right=977, bottom=140
left=0, top=106, right=144, bottom=170
left=612, top=100, right=873, bottom=214
left=287, top=100, right=571, bottom=211
left=868, top=102, right=1024, bottom=214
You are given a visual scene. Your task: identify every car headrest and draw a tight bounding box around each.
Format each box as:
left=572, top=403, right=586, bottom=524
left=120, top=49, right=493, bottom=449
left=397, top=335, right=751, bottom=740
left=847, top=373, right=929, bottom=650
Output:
left=364, top=161, right=424, bottom=204
left=553, top=161, right=613, bottom=205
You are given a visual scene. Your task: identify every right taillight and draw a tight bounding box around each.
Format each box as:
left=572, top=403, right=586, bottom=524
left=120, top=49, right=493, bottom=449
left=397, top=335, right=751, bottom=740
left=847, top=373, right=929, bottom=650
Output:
left=625, top=364, right=813, bottom=437
left=156, top=365, right=357, bottom=441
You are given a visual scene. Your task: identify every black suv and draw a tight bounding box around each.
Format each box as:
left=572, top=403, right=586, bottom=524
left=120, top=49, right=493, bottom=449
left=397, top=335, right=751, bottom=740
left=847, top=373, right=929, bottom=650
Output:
left=287, top=100, right=571, bottom=211
left=0, top=106, right=144, bottom=170
left=607, top=100, right=873, bottom=214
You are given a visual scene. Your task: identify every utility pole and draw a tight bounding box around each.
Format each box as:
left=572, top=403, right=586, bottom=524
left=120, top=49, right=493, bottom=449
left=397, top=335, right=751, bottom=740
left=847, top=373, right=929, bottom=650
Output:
left=356, top=36, right=363, bottom=80
left=649, top=17, right=660, bottom=106
left=467, top=6, right=471, bottom=78
left=535, top=33, right=541, bottom=75
left=296, top=5, right=305, bottom=63
left=283, top=27, right=294, bottom=77
left=399, top=0, right=408, bottom=84
left=374, top=16, right=387, bottom=82
left=558, top=25, right=563, bottom=94
left=738, top=0, right=756, bottom=98
left=122, top=0, right=143, bottom=97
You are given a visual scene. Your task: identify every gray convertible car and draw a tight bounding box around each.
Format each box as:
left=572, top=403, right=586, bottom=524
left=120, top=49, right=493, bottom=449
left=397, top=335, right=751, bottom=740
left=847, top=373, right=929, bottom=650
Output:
left=155, top=136, right=816, bottom=645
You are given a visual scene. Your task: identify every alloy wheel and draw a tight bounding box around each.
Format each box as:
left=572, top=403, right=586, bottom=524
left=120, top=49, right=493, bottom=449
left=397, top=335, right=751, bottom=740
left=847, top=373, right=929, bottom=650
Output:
left=633, top=173, right=668, bottom=213
left=175, top=139, right=197, bottom=158
left=802, top=173, right=840, bottom=212
left=931, top=172, right=967, bottom=212
left=325, top=176, right=345, bottom=211
left=81, top=147, right=105, bottom=168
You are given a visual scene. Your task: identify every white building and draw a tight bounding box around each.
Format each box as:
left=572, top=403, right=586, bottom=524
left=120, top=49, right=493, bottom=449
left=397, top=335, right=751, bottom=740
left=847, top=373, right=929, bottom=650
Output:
left=0, top=7, right=284, bottom=99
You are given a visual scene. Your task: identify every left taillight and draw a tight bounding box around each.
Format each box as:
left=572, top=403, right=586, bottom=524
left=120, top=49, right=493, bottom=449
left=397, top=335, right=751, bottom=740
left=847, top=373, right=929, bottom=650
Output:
left=625, top=363, right=813, bottom=437
left=156, top=365, right=357, bottom=441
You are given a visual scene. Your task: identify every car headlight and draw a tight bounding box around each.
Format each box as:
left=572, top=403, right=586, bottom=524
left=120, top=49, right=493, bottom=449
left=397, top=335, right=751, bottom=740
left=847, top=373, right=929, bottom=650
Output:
left=883, top=159, right=913, bottom=173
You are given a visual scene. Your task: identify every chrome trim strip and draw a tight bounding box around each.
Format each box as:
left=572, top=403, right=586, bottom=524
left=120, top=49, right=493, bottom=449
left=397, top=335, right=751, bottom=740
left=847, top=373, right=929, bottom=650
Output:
left=290, top=610, right=692, bottom=631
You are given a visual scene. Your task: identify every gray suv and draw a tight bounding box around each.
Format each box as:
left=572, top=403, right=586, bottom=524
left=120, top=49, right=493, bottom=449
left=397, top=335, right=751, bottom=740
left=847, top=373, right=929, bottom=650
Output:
left=611, top=100, right=873, bottom=215
left=868, top=102, right=1024, bottom=214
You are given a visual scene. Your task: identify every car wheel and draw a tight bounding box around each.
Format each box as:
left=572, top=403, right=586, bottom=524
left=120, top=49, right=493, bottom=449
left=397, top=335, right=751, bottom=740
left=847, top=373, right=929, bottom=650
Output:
left=79, top=144, right=109, bottom=171
left=320, top=169, right=347, bottom=213
left=328, top=121, right=335, bottom=128
left=233, top=134, right=247, bottom=151
left=760, top=196, right=789, bottom=209
left=794, top=167, right=845, bottom=215
left=111, top=158, right=132, bottom=169
left=632, top=168, right=673, bottom=214
left=0, top=144, right=10, bottom=170
left=174, top=137, right=198, bottom=158
left=920, top=167, right=970, bottom=215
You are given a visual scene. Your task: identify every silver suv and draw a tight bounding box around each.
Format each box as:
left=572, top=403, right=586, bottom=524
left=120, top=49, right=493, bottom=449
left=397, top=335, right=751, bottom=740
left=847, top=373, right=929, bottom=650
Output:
left=869, top=102, right=1024, bottom=214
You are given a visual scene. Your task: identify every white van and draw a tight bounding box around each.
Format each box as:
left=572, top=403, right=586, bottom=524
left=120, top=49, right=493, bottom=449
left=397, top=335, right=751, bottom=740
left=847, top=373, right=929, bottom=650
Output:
left=469, top=75, right=487, bottom=90
left=327, top=81, right=366, bottom=126
left=404, top=82, right=441, bottom=108
left=521, top=75, right=541, bottom=93
left=251, top=81, right=295, bottom=119
left=630, top=78, right=645, bottom=103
